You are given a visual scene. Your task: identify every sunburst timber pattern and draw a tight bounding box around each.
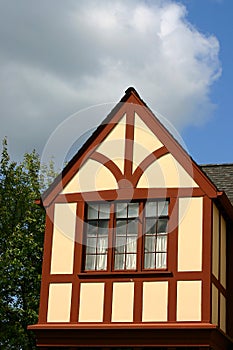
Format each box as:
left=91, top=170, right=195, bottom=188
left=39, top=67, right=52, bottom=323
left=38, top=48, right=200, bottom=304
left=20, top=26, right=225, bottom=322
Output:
left=61, top=109, right=198, bottom=194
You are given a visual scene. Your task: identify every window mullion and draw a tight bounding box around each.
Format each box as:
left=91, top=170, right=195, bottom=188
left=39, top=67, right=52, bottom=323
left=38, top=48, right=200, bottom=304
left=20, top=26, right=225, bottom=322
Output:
left=125, top=206, right=129, bottom=270
left=95, top=209, right=99, bottom=270
left=107, top=202, right=115, bottom=271
left=125, top=205, right=129, bottom=270
left=137, top=201, right=144, bottom=271
left=155, top=217, right=158, bottom=269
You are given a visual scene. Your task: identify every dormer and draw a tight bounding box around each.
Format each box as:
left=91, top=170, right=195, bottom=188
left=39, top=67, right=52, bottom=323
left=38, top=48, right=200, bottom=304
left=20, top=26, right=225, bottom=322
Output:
left=29, top=88, right=233, bottom=349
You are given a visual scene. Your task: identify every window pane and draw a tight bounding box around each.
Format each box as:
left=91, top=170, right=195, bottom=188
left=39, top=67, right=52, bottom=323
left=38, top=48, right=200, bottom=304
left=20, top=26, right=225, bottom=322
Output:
left=115, top=236, right=126, bottom=252
left=85, top=255, right=96, bottom=270
left=158, top=200, right=168, bottom=216
left=98, top=220, right=109, bottom=235
left=144, top=236, right=156, bottom=252
left=156, top=253, right=167, bottom=268
left=116, top=220, right=127, bottom=235
left=116, top=202, right=128, bottom=218
left=127, top=219, right=138, bottom=234
left=126, top=237, right=137, bottom=253
left=114, top=254, right=125, bottom=270
left=86, top=238, right=96, bottom=253
left=97, top=236, right=108, bottom=253
left=145, top=201, right=157, bottom=217
left=86, top=220, right=98, bottom=235
left=144, top=253, right=155, bottom=269
left=157, top=219, right=168, bottom=234
left=128, top=202, right=139, bottom=217
left=87, top=204, right=99, bottom=219
left=126, top=254, right=136, bottom=269
left=99, top=203, right=111, bottom=219
left=96, top=254, right=107, bottom=270
left=156, top=235, right=167, bottom=252
left=145, top=218, right=156, bottom=234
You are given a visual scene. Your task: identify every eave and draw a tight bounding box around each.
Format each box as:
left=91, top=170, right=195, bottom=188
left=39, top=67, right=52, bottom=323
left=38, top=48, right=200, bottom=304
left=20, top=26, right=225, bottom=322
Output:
left=28, top=323, right=233, bottom=348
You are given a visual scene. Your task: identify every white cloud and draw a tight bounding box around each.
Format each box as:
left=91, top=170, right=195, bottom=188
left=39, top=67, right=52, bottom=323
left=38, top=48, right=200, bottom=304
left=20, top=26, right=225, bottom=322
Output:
left=0, top=0, right=221, bottom=159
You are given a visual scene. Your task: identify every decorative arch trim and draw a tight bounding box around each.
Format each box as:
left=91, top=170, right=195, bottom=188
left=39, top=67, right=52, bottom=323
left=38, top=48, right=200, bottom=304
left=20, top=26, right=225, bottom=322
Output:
left=132, top=146, right=169, bottom=187
left=90, top=152, right=124, bottom=184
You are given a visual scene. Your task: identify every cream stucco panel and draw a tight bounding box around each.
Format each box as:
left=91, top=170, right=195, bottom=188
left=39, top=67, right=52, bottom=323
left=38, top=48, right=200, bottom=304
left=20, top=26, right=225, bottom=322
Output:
left=220, top=293, right=226, bottom=333
left=47, top=283, right=72, bottom=322
left=50, top=203, right=77, bottom=274
left=142, top=281, right=168, bottom=322
left=137, top=154, right=198, bottom=188
left=177, top=280, right=202, bottom=321
left=95, top=163, right=118, bottom=191
left=110, top=158, right=124, bottom=173
left=220, top=216, right=226, bottom=288
left=62, top=159, right=118, bottom=193
left=133, top=113, right=163, bottom=172
left=178, top=197, right=203, bottom=272
left=78, top=283, right=105, bottom=322
left=211, top=283, right=218, bottom=325
left=212, top=204, right=219, bottom=278
left=95, top=114, right=126, bottom=173
left=111, top=282, right=134, bottom=322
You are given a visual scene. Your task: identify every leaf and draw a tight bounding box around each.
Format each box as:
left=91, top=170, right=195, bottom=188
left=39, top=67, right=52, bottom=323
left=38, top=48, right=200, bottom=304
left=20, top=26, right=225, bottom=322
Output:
left=0, top=138, right=57, bottom=349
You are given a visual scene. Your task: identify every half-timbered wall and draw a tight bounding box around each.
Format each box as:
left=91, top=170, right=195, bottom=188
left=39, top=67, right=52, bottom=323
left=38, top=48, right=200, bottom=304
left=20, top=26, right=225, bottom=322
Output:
left=211, top=203, right=226, bottom=333
left=42, top=197, right=208, bottom=322
left=38, top=105, right=215, bottom=327
left=31, top=89, right=233, bottom=349
left=43, top=195, right=208, bottom=324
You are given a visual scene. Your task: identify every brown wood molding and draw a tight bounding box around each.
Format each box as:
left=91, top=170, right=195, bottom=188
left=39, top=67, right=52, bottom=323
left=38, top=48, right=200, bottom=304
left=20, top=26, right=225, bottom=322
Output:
left=202, top=196, right=212, bottom=323
left=77, top=271, right=173, bottom=279
left=212, top=274, right=227, bottom=297
left=90, top=151, right=124, bottom=183
left=132, top=145, right=169, bottom=187
left=28, top=324, right=233, bottom=348
left=124, top=106, right=134, bottom=178
left=38, top=205, right=54, bottom=323
left=55, top=187, right=205, bottom=203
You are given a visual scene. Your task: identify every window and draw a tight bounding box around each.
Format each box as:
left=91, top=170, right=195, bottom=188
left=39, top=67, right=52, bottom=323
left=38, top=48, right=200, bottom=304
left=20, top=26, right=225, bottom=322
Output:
left=83, top=200, right=169, bottom=272
left=84, top=203, right=110, bottom=271
left=144, top=201, right=168, bottom=269
left=114, top=202, right=139, bottom=270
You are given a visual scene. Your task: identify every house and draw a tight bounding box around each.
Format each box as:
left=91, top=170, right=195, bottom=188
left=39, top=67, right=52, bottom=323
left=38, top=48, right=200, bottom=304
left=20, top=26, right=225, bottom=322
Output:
left=29, top=88, right=233, bottom=349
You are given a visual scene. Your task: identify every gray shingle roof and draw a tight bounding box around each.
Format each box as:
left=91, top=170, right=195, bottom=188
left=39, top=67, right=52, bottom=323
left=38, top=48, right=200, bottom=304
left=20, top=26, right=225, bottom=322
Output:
left=201, top=164, right=233, bottom=206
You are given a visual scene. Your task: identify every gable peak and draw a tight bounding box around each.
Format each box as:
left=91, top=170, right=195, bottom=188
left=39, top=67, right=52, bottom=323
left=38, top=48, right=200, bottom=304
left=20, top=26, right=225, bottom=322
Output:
left=121, top=87, right=146, bottom=106
left=124, top=86, right=139, bottom=96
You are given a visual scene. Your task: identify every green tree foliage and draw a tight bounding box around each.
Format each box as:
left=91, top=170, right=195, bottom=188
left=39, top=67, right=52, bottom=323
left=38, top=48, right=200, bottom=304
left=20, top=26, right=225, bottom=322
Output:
left=0, top=138, right=56, bottom=349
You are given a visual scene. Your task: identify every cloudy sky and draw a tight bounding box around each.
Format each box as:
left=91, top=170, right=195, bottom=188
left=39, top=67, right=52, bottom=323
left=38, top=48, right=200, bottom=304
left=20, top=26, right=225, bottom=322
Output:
left=0, top=0, right=232, bottom=165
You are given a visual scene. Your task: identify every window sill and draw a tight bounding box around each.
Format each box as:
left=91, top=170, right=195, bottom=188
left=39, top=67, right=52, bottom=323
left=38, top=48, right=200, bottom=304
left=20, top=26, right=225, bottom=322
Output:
left=77, top=271, right=173, bottom=279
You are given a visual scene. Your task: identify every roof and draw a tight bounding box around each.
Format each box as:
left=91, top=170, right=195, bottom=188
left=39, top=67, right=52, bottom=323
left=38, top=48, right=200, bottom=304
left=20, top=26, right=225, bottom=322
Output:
left=39, top=87, right=228, bottom=209
left=40, top=87, right=142, bottom=203
left=201, top=164, right=233, bottom=205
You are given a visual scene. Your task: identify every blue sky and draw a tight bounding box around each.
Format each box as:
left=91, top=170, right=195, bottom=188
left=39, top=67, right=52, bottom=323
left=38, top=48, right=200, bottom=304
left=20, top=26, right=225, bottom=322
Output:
left=0, top=0, right=232, bottom=166
left=180, top=0, right=233, bottom=164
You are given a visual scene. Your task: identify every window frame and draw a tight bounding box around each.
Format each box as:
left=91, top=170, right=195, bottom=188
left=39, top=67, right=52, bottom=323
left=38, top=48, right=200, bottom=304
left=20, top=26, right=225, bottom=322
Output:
left=83, top=203, right=110, bottom=271
left=143, top=200, right=169, bottom=270
left=82, top=199, right=170, bottom=273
